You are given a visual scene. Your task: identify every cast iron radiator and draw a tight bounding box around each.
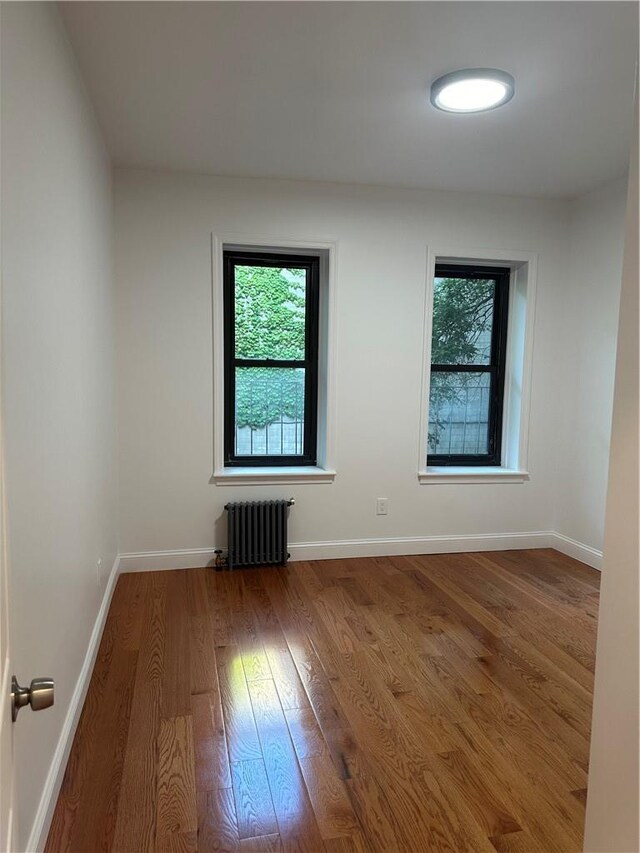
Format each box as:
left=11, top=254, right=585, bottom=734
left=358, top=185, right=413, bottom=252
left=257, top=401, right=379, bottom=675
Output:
left=224, top=499, right=294, bottom=570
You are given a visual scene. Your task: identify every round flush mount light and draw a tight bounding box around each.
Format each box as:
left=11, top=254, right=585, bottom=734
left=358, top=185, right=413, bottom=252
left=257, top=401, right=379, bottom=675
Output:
left=430, top=68, right=515, bottom=113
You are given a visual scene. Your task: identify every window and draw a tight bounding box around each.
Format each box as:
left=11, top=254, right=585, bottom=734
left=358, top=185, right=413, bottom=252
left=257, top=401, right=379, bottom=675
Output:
left=427, top=264, right=509, bottom=466
left=223, top=250, right=319, bottom=467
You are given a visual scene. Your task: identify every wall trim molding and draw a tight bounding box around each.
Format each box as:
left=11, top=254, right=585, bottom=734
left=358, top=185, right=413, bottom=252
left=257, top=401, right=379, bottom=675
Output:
left=119, top=547, right=218, bottom=572
left=418, top=247, right=537, bottom=479
left=28, top=555, right=121, bottom=853
left=290, top=532, right=552, bottom=561
left=117, top=531, right=582, bottom=572
left=548, top=532, right=603, bottom=570
left=119, top=532, right=603, bottom=572
left=210, top=232, right=339, bottom=481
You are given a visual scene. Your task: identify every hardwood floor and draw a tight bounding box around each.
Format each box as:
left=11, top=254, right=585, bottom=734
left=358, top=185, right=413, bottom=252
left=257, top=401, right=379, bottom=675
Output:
left=46, top=549, right=600, bottom=853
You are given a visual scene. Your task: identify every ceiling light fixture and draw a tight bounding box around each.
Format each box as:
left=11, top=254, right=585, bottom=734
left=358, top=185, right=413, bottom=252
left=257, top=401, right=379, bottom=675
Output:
left=430, top=68, right=515, bottom=113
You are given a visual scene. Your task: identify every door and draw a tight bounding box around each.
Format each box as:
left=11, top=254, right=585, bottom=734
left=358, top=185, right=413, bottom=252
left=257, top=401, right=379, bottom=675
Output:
left=0, top=4, right=16, bottom=824
left=0, top=40, right=16, bottom=829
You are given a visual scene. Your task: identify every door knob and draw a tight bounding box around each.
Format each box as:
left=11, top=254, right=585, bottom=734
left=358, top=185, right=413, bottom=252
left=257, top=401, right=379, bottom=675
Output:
left=11, top=676, right=54, bottom=722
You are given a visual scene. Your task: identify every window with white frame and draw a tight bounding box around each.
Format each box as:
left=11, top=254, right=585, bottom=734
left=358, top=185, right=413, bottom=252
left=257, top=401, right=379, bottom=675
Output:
left=212, top=237, right=336, bottom=485
left=420, top=251, right=536, bottom=483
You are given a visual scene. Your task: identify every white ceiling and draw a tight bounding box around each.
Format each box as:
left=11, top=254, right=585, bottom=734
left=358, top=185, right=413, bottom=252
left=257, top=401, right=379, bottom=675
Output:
left=60, top=1, right=638, bottom=199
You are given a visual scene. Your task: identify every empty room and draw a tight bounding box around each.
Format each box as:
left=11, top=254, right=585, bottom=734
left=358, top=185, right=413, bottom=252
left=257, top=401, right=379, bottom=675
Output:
left=0, top=2, right=638, bottom=852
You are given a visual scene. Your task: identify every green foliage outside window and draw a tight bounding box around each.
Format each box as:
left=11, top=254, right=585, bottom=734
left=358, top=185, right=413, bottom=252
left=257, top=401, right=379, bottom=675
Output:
left=431, top=278, right=494, bottom=365
left=234, top=265, right=306, bottom=430
left=429, top=277, right=495, bottom=451
left=235, top=368, right=305, bottom=431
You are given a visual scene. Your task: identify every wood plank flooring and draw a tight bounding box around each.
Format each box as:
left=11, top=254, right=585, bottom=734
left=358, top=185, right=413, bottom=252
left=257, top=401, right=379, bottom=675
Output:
left=46, top=549, right=600, bottom=852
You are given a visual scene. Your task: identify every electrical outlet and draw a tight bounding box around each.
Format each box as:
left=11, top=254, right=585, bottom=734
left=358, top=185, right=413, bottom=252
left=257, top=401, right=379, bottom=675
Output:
left=96, top=558, right=103, bottom=586
left=376, top=498, right=389, bottom=516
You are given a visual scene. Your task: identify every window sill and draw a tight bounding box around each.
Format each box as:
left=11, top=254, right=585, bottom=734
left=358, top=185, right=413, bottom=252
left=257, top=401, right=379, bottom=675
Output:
left=418, top=467, right=529, bottom=485
left=212, top=466, right=336, bottom=486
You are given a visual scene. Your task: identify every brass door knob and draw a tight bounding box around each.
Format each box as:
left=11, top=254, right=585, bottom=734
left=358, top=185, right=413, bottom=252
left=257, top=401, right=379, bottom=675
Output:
left=11, top=676, right=54, bottom=722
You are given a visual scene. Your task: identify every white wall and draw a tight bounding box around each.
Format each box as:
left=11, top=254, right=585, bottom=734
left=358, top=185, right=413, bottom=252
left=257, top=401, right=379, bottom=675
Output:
left=0, top=5, right=631, bottom=847
left=584, top=103, right=639, bottom=853
left=114, top=167, right=577, bottom=559
left=1, top=4, right=117, bottom=850
left=554, top=179, right=627, bottom=554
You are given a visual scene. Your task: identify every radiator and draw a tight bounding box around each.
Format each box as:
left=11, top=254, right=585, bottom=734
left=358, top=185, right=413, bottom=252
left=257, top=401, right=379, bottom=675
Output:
left=224, top=499, right=294, bottom=570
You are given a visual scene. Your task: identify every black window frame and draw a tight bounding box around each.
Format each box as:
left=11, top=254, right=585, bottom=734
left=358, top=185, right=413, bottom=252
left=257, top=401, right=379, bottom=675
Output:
left=427, top=263, right=510, bottom=467
left=223, top=249, right=320, bottom=467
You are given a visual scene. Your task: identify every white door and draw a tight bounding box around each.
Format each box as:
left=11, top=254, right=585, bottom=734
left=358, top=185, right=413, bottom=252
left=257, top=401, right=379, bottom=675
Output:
left=0, top=5, right=17, bottom=835
left=0, top=38, right=16, bottom=834
left=0, top=11, right=55, bottom=847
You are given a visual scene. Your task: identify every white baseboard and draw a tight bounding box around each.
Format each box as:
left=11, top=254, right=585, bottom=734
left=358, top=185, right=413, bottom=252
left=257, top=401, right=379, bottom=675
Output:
left=119, top=547, right=218, bottom=572
left=28, top=555, right=121, bottom=853
left=119, top=531, right=604, bottom=573
left=289, top=532, right=553, bottom=561
left=548, top=532, right=603, bottom=570
left=119, top=531, right=558, bottom=572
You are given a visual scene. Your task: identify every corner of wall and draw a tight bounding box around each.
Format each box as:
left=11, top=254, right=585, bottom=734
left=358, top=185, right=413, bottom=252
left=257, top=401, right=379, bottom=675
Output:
left=550, top=177, right=629, bottom=555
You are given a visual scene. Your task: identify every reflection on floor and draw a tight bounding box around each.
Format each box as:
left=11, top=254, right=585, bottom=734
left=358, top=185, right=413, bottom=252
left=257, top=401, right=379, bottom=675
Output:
left=46, top=549, right=599, bottom=852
